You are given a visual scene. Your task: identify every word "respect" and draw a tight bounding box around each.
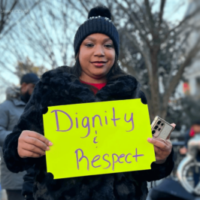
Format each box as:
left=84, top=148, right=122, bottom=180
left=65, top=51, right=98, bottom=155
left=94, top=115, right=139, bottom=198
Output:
left=75, top=148, right=144, bottom=171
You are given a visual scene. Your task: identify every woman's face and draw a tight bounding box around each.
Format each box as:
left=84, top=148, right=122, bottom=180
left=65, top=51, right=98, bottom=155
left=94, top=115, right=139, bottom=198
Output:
left=79, top=33, right=115, bottom=83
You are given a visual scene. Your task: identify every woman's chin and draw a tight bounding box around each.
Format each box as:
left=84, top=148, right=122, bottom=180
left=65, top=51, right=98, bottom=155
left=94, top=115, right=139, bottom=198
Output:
left=91, top=72, right=107, bottom=79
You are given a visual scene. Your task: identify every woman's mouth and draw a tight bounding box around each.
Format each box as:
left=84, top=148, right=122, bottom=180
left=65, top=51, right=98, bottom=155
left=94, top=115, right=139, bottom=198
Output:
left=91, top=61, right=107, bottom=67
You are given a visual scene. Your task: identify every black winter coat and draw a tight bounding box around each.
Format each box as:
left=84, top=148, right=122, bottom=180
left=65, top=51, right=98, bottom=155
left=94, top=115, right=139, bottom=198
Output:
left=3, top=66, right=174, bottom=200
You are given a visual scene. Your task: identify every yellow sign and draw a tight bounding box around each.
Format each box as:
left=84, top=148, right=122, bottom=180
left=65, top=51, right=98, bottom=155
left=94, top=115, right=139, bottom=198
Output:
left=43, top=99, right=155, bottom=179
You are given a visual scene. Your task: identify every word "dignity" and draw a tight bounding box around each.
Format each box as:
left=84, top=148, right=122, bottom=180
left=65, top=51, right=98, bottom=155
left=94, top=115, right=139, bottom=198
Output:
left=51, top=107, right=134, bottom=138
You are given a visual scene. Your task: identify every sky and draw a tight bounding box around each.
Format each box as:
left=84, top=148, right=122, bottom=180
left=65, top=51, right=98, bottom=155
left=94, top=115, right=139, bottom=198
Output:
left=158, top=0, right=189, bottom=22
left=0, top=0, right=190, bottom=102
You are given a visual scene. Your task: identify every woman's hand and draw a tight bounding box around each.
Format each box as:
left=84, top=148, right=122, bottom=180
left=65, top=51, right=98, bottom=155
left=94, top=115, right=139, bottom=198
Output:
left=148, top=123, right=176, bottom=164
left=18, top=130, right=52, bottom=158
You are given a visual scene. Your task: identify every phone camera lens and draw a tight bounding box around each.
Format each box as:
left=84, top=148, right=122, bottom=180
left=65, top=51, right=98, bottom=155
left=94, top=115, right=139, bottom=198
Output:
left=152, top=130, right=155, bottom=134
left=161, top=123, right=164, bottom=126
left=158, top=128, right=161, bottom=131
left=157, top=121, right=161, bottom=125
left=154, top=126, right=158, bottom=129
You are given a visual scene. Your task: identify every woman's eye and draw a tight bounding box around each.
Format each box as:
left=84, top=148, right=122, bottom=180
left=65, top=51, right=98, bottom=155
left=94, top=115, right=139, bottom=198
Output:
left=85, top=43, right=94, bottom=47
left=105, top=44, right=113, bottom=48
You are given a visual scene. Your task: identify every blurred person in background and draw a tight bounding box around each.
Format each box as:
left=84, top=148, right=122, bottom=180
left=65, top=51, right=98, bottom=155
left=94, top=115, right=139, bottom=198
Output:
left=180, top=121, right=200, bottom=155
left=179, top=121, right=200, bottom=187
left=0, top=73, right=39, bottom=200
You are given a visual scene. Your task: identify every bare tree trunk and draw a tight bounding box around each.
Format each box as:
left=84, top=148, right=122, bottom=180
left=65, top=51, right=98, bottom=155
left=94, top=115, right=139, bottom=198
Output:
left=148, top=47, right=160, bottom=119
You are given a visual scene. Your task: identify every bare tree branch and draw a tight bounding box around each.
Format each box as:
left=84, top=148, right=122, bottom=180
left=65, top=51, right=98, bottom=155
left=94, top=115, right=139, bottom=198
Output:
left=158, top=0, right=166, bottom=30
left=79, top=0, right=90, bottom=13
left=68, top=0, right=87, bottom=18
left=161, top=5, right=200, bottom=43
left=0, top=0, right=18, bottom=33
left=0, top=0, right=42, bottom=39
left=117, top=0, right=151, bottom=49
left=144, top=0, right=155, bottom=35
left=162, top=40, right=200, bottom=117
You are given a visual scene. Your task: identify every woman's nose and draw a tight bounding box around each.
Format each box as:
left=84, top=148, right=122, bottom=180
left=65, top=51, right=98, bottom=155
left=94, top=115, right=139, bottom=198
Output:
left=94, top=45, right=104, bottom=56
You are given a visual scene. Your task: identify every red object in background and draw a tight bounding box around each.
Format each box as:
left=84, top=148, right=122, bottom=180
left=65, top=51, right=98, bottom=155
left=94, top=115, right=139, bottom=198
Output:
left=189, top=127, right=195, bottom=137
left=183, top=82, right=190, bottom=94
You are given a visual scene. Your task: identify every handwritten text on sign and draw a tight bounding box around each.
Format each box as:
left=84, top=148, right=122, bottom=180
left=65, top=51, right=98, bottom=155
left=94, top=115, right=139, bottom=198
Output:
left=43, top=99, right=155, bottom=179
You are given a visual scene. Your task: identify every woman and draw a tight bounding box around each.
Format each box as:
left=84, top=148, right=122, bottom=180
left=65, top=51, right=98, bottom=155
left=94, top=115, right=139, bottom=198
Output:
left=3, top=6, right=174, bottom=200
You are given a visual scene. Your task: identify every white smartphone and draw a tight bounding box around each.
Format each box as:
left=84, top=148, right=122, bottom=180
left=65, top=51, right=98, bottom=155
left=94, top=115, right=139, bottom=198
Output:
left=151, top=116, right=173, bottom=140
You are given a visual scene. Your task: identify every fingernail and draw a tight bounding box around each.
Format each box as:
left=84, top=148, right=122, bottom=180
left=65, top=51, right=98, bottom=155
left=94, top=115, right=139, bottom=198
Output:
left=148, top=138, right=152, bottom=142
left=171, top=123, right=176, bottom=127
left=46, top=147, right=50, bottom=151
left=49, top=142, right=53, bottom=146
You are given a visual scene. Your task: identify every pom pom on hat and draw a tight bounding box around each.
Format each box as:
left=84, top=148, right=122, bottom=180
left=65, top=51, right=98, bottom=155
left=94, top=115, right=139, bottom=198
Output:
left=88, top=6, right=112, bottom=19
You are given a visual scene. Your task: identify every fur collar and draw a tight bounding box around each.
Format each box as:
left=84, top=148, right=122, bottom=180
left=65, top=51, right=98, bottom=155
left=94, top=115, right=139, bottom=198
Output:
left=38, top=66, right=139, bottom=112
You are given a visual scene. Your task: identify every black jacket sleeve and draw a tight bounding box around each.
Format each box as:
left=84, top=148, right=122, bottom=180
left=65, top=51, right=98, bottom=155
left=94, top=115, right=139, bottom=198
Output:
left=22, top=167, right=35, bottom=197
left=3, top=81, right=44, bottom=173
left=142, top=150, right=174, bottom=181
left=137, top=89, right=174, bottom=181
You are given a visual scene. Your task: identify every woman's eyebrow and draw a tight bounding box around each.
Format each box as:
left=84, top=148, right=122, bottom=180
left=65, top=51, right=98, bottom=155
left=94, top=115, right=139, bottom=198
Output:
left=85, top=37, right=96, bottom=41
left=103, top=38, right=112, bottom=43
left=85, top=37, right=112, bottom=43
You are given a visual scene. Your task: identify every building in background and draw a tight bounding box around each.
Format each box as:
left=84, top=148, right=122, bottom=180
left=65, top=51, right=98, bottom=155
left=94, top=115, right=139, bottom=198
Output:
left=176, top=0, right=200, bottom=99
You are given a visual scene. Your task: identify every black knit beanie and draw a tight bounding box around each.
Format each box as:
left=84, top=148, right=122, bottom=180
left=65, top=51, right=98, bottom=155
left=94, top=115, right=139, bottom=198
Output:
left=73, top=6, right=119, bottom=56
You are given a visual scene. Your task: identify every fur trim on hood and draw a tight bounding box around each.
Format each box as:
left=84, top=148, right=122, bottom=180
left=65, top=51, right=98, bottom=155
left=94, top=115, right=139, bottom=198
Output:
left=6, top=87, right=20, bottom=100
